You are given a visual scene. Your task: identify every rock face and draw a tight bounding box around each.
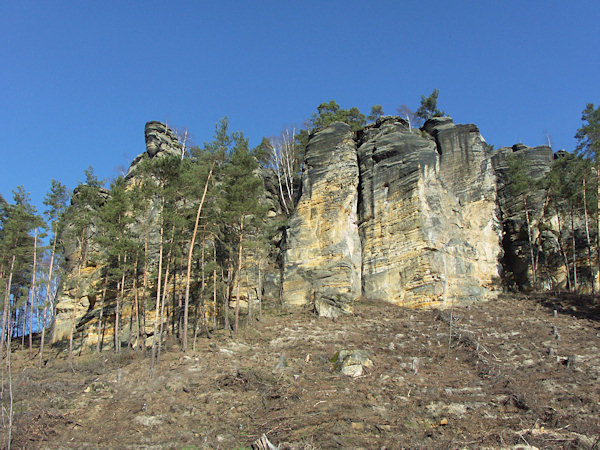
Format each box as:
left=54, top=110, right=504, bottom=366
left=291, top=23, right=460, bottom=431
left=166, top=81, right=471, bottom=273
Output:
left=491, top=144, right=595, bottom=292
left=54, top=121, right=183, bottom=347
left=358, top=117, right=500, bottom=307
left=492, top=144, right=554, bottom=289
left=283, top=117, right=501, bottom=313
left=53, top=185, right=110, bottom=343
left=126, top=121, right=182, bottom=177
left=282, top=123, right=362, bottom=315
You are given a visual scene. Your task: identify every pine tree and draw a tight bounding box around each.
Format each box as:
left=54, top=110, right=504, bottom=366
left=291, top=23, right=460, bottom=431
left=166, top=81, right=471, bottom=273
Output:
left=63, top=166, right=105, bottom=362
left=415, top=89, right=445, bottom=121
left=222, top=132, right=266, bottom=336
left=0, top=186, right=41, bottom=356
left=39, top=180, right=69, bottom=366
left=575, top=103, right=600, bottom=293
left=506, top=154, right=538, bottom=289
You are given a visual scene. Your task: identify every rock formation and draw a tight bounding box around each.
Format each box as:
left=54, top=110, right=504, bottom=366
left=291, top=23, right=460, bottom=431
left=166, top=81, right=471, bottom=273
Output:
left=282, top=123, right=362, bottom=317
left=357, top=117, right=500, bottom=308
left=54, top=115, right=597, bottom=350
left=282, top=116, right=501, bottom=313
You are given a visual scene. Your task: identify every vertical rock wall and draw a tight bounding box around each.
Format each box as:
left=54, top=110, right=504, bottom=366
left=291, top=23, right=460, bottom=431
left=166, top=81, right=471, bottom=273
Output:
left=282, top=123, right=362, bottom=316
left=357, top=117, right=501, bottom=307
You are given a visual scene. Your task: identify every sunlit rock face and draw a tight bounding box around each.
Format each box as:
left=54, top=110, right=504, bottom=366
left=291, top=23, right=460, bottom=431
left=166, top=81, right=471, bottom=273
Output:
left=282, top=122, right=362, bottom=315
left=357, top=116, right=501, bottom=307
left=283, top=117, right=502, bottom=313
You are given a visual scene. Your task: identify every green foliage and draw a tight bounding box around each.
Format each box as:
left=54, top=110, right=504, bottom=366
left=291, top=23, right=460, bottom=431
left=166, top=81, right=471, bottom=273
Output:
left=309, top=100, right=366, bottom=132
left=546, top=153, right=593, bottom=214
left=43, top=180, right=70, bottom=237
left=575, top=103, right=600, bottom=162
left=0, top=186, right=44, bottom=307
left=415, top=89, right=445, bottom=121
left=367, top=105, right=384, bottom=122
left=506, top=153, right=535, bottom=201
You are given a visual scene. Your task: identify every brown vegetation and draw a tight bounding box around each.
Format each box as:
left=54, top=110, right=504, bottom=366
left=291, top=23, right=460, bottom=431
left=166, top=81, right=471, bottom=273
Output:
left=2, top=293, right=599, bottom=448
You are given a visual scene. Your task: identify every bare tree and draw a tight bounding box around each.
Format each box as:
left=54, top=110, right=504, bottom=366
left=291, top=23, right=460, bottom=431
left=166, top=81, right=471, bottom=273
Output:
left=268, top=128, right=297, bottom=215
left=397, top=105, right=421, bottom=131
left=175, top=127, right=192, bottom=160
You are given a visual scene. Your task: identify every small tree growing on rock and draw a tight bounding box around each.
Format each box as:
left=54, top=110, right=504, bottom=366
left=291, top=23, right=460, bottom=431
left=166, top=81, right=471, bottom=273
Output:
left=416, top=89, right=445, bottom=121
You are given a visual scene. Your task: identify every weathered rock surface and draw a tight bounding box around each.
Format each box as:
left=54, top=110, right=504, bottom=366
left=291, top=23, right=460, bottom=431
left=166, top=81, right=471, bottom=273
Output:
left=282, top=122, right=362, bottom=312
left=282, top=117, right=501, bottom=311
left=53, top=185, right=110, bottom=343
left=126, top=121, right=182, bottom=177
left=492, top=145, right=596, bottom=292
left=492, top=144, right=554, bottom=289
left=358, top=117, right=501, bottom=307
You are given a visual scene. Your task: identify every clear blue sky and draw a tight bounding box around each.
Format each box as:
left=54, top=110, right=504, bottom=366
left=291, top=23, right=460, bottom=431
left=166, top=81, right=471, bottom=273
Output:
left=1, top=1, right=599, bottom=211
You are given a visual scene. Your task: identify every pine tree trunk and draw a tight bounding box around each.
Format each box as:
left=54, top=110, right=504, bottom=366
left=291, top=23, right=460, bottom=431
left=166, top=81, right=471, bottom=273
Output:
left=28, top=228, right=37, bottom=357
left=2, top=255, right=16, bottom=357
left=556, top=209, right=572, bottom=291
left=583, top=178, right=595, bottom=294
left=157, top=244, right=172, bottom=366
left=96, top=273, right=108, bottom=353
left=571, top=206, right=578, bottom=292
left=234, top=217, right=244, bottom=336
left=141, top=217, right=149, bottom=350
left=213, top=243, right=217, bottom=329
left=523, top=197, right=537, bottom=290
left=150, top=201, right=165, bottom=374
left=225, top=260, right=231, bottom=334
left=182, top=165, right=213, bottom=352
left=114, top=253, right=125, bottom=353
left=39, top=235, right=57, bottom=366
left=132, top=256, right=140, bottom=349
left=258, top=256, right=262, bottom=322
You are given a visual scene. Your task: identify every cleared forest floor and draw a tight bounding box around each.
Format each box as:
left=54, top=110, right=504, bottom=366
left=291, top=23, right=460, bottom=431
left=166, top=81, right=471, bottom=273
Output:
left=2, top=293, right=600, bottom=449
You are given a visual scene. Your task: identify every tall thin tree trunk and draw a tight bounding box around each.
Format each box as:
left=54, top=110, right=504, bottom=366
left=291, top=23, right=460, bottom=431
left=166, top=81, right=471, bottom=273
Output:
left=115, top=254, right=127, bottom=353
left=40, top=235, right=57, bottom=366
left=150, top=201, right=165, bottom=374
left=234, top=217, right=244, bottom=336
left=246, top=266, right=252, bottom=324
left=157, top=245, right=172, bottom=366
left=70, top=229, right=86, bottom=364
left=556, top=209, right=572, bottom=291
left=583, top=178, right=595, bottom=294
left=523, top=197, right=537, bottom=290
left=96, top=273, right=108, bottom=353
left=258, top=256, right=262, bottom=322
left=141, top=218, right=150, bottom=350
left=132, top=256, right=140, bottom=349
left=182, top=164, right=214, bottom=352
left=224, top=259, right=232, bottom=334
left=28, top=228, right=37, bottom=357
left=2, top=255, right=16, bottom=357
left=571, top=207, right=578, bottom=292
left=213, top=244, right=217, bottom=329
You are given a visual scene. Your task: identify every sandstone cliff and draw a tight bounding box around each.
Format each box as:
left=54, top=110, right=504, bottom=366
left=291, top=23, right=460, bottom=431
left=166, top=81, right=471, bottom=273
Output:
left=282, top=116, right=501, bottom=313
left=55, top=115, right=596, bottom=350
left=282, top=123, right=362, bottom=317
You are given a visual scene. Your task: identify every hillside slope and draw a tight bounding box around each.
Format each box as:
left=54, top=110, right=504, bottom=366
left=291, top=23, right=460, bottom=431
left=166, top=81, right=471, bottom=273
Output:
left=4, top=293, right=599, bottom=448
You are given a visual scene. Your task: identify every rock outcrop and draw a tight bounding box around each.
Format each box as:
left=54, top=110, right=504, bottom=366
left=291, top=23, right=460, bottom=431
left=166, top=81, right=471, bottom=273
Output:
left=357, top=117, right=500, bottom=307
left=126, top=121, right=182, bottom=177
left=492, top=144, right=554, bottom=289
left=282, top=123, right=362, bottom=317
left=53, top=185, right=111, bottom=343
left=281, top=116, right=501, bottom=313
left=492, top=144, right=596, bottom=292
left=54, top=114, right=596, bottom=351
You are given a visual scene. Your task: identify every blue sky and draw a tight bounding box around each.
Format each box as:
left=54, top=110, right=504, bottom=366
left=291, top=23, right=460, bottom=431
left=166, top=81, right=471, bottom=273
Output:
left=1, top=1, right=599, bottom=211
